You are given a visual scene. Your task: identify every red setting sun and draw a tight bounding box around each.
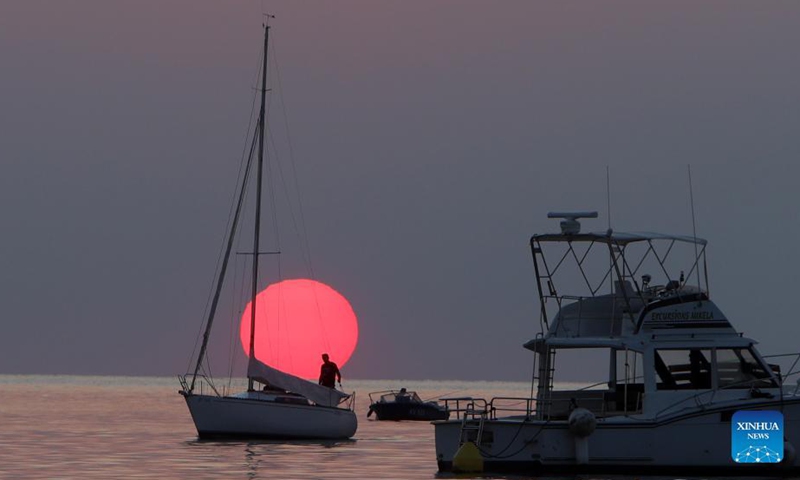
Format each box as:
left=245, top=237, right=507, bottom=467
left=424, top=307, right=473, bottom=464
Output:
left=239, top=279, right=358, bottom=379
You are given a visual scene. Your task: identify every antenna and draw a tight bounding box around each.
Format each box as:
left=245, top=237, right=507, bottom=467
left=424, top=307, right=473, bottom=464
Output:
left=687, top=164, right=701, bottom=290
left=606, top=166, right=612, bottom=230
left=606, top=166, right=613, bottom=298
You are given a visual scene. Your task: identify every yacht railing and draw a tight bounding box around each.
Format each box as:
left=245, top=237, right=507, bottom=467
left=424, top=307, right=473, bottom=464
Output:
left=441, top=388, right=643, bottom=421
left=440, top=397, right=491, bottom=420
left=762, top=352, right=800, bottom=386
left=653, top=389, right=718, bottom=419
left=654, top=375, right=785, bottom=419
left=441, top=396, right=555, bottom=421
left=178, top=374, right=223, bottom=397
left=341, top=391, right=357, bottom=411
left=179, top=373, right=356, bottom=409
left=489, top=397, right=537, bottom=419
left=443, top=354, right=800, bottom=423
left=545, top=295, right=596, bottom=336
left=445, top=374, right=792, bottom=422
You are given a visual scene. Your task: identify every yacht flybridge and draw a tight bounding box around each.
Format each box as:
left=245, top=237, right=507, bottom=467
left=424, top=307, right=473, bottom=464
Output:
left=435, top=212, right=800, bottom=474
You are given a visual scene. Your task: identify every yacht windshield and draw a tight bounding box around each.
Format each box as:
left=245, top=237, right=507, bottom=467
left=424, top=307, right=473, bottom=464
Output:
left=655, top=349, right=712, bottom=390
left=655, top=347, right=777, bottom=390
left=717, top=348, right=776, bottom=389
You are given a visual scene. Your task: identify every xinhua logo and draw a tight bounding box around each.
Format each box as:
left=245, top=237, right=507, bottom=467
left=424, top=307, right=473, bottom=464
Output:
left=731, top=410, right=783, bottom=463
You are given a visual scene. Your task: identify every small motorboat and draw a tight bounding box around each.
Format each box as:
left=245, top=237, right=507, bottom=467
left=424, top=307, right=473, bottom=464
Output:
left=368, top=388, right=450, bottom=421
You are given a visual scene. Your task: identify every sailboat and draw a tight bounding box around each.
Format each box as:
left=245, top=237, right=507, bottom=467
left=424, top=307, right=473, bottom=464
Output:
left=178, top=24, right=358, bottom=440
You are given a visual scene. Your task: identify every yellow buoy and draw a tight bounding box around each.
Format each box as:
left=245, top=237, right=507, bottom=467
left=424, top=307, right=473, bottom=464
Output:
left=452, top=441, right=484, bottom=473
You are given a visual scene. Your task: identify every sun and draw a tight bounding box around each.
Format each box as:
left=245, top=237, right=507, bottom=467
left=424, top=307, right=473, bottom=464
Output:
left=239, top=279, right=358, bottom=380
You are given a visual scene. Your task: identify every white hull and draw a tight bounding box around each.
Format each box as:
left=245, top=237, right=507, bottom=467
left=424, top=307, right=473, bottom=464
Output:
left=184, top=393, right=357, bottom=440
left=435, top=399, right=800, bottom=474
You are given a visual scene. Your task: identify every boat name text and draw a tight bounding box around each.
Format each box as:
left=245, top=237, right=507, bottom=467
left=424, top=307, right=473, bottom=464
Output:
left=650, top=311, right=715, bottom=321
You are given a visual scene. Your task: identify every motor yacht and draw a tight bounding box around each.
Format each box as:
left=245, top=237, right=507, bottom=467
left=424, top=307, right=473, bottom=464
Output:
left=434, top=212, right=800, bottom=474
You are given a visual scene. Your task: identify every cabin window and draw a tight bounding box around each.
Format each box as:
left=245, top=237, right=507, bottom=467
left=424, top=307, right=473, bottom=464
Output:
left=537, top=348, right=644, bottom=419
left=538, top=348, right=609, bottom=418
left=655, top=349, right=712, bottom=390
left=716, top=348, right=776, bottom=389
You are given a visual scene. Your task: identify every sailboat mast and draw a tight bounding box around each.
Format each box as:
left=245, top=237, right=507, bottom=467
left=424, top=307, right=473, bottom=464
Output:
left=248, top=24, right=269, bottom=392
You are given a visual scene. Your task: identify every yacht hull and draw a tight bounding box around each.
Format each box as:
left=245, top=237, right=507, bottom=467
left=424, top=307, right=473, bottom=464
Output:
left=184, top=393, right=357, bottom=439
left=435, top=400, right=800, bottom=474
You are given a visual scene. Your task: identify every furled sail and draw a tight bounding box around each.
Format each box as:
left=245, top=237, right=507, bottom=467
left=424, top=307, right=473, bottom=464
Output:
left=247, top=357, right=349, bottom=408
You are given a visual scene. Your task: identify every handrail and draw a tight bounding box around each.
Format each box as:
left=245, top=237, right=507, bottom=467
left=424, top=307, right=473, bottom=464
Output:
left=577, top=380, right=609, bottom=391
left=180, top=373, right=355, bottom=410
left=440, top=397, right=490, bottom=420
left=762, top=352, right=800, bottom=384
left=443, top=389, right=656, bottom=422
left=489, top=397, right=536, bottom=419
left=443, top=394, right=619, bottom=421
left=654, top=376, right=784, bottom=419
left=342, top=391, right=356, bottom=411
left=179, top=373, right=222, bottom=397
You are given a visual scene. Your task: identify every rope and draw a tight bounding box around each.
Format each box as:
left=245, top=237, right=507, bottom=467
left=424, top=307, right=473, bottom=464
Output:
left=270, top=36, right=332, bottom=355
left=478, top=418, right=550, bottom=459
left=184, top=44, right=263, bottom=381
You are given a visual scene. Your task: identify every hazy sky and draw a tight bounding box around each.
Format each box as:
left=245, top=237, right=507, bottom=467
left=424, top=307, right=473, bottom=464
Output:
left=3, top=1, right=800, bottom=382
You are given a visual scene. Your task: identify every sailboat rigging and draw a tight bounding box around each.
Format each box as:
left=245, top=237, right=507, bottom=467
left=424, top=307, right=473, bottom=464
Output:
left=179, top=23, right=357, bottom=440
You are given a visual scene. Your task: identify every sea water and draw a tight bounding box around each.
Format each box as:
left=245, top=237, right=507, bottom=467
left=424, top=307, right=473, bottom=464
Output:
left=0, top=375, right=758, bottom=479
left=0, top=375, right=534, bottom=479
